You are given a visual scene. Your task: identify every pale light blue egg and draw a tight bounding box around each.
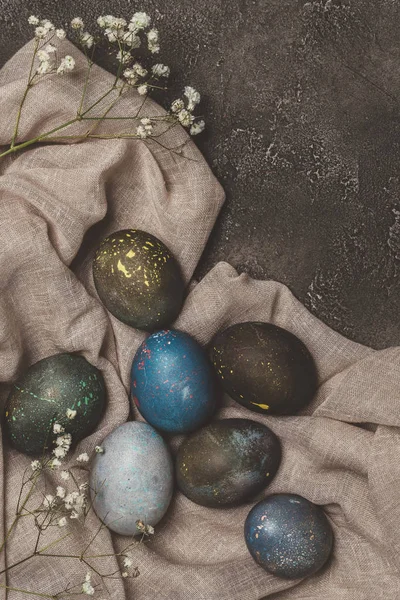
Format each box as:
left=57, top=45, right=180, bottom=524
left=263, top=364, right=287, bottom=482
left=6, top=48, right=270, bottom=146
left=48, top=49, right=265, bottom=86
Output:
left=90, top=421, right=173, bottom=536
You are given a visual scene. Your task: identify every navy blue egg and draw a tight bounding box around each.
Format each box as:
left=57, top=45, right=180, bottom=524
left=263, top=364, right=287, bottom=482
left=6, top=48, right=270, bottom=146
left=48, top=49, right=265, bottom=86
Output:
left=131, top=329, right=216, bottom=434
left=244, top=494, right=333, bottom=579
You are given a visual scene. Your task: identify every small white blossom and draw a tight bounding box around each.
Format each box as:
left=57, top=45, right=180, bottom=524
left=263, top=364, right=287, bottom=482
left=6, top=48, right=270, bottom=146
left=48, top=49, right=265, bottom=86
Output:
left=37, top=50, right=50, bottom=62
left=95, top=446, right=104, bottom=454
left=43, top=494, right=55, bottom=509
left=171, top=99, right=185, bottom=113
left=35, top=26, right=47, bottom=39
left=31, top=460, right=41, bottom=472
left=64, top=490, right=86, bottom=516
left=56, top=29, right=66, bottom=39
left=190, top=119, right=205, bottom=135
left=122, top=571, right=128, bottom=578
left=137, top=84, right=148, bottom=96
left=49, top=458, right=62, bottom=469
left=184, top=86, right=201, bottom=111
left=122, top=31, right=141, bottom=48
left=56, top=486, right=66, bottom=499
left=58, top=517, right=67, bottom=527
left=46, top=44, right=57, bottom=54
left=97, top=16, right=107, bottom=28
left=82, top=572, right=94, bottom=596
left=57, top=55, right=75, bottom=75
left=71, top=17, right=84, bottom=30
left=61, top=470, right=70, bottom=480
left=81, top=32, right=94, bottom=49
left=123, top=556, right=133, bottom=568
left=53, top=423, right=64, bottom=434
left=70, top=510, right=80, bottom=519
left=28, top=16, right=39, bottom=25
left=36, top=61, right=51, bottom=75
left=116, top=50, right=131, bottom=64
left=79, top=482, right=88, bottom=491
left=53, top=433, right=72, bottom=458
left=130, top=12, right=151, bottom=30
left=66, top=408, right=77, bottom=420
left=41, top=20, right=54, bottom=32
left=147, top=29, right=160, bottom=54
left=76, top=452, right=89, bottom=463
left=178, top=109, right=195, bottom=127
left=152, top=64, right=170, bottom=78
left=133, top=62, right=147, bottom=77
left=136, top=125, right=148, bottom=138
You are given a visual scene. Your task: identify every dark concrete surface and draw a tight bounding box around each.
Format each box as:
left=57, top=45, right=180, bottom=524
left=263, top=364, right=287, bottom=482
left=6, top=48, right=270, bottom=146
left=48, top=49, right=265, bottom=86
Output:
left=0, top=0, right=399, bottom=349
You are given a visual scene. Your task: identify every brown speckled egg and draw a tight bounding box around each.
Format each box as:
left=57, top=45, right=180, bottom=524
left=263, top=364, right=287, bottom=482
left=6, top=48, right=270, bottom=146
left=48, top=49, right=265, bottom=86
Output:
left=93, top=229, right=184, bottom=331
left=210, top=322, right=317, bottom=415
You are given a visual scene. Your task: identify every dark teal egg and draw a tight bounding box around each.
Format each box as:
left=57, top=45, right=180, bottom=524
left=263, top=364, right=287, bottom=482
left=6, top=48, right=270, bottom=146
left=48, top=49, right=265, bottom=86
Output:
left=93, top=229, right=184, bottom=331
left=210, top=322, right=317, bottom=415
left=4, top=353, right=106, bottom=455
left=176, top=418, right=281, bottom=507
left=245, top=494, right=333, bottom=579
left=131, top=329, right=216, bottom=434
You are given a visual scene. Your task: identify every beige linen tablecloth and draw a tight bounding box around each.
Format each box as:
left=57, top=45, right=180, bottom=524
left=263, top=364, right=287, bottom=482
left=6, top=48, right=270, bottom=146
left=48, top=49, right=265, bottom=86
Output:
left=0, top=39, right=399, bottom=600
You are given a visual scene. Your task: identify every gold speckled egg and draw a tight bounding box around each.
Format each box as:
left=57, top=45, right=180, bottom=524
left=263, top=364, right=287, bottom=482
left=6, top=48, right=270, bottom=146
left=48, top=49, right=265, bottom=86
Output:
left=93, top=229, right=184, bottom=330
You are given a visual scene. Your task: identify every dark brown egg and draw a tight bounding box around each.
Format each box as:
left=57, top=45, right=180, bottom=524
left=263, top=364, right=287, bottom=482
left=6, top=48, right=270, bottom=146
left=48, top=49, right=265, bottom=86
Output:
left=176, top=418, right=281, bottom=507
left=93, top=229, right=184, bottom=331
left=210, top=322, right=317, bottom=415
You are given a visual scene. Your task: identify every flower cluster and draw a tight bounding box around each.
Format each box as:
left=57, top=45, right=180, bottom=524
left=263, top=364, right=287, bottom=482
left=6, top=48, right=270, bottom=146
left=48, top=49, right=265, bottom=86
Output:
left=170, top=87, right=205, bottom=136
left=96, top=12, right=159, bottom=54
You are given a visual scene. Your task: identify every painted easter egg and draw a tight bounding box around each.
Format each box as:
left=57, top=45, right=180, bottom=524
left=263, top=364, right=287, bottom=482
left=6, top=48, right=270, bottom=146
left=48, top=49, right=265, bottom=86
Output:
left=244, top=494, right=333, bottom=579
left=131, top=329, right=216, bottom=434
left=90, top=421, right=173, bottom=535
left=210, top=322, right=317, bottom=415
left=93, top=229, right=184, bottom=330
left=176, top=418, right=281, bottom=507
left=4, top=353, right=106, bottom=455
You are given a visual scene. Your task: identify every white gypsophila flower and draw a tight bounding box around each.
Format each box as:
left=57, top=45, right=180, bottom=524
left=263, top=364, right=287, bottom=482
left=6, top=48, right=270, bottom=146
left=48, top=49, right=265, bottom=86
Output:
left=57, top=55, right=76, bottom=75
left=35, top=26, right=47, bottom=39
left=56, top=486, right=66, bottom=499
left=64, top=490, right=86, bottom=516
left=122, top=571, right=128, bottom=578
left=132, top=62, right=147, bottom=77
left=116, top=50, right=131, bottom=64
left=61, top=470, right=70, bottom=480
left=81, top=32, right=94, bottom=49
left=49, top=458, right=62, bottom=469
left=171, top=99, right=184, bottom=113
left=66, top=408, right=77, bottom=419
left=104, top=28, right=121, bottom=43
left=46, top=43, right=57, bottom=53
left=56, top=29, right=66, bottom=39
left=140, top=117, right=151, bottom=125
left=58, top=516, right=67, bottom=527
left=95, top=446, right=104, bottom=454
left=178, top=109, right=195, bottom=127
left=137, top=84, right=148, bottom=96
left=53, top=423, right=64, bottom=434
left=76, top=452, right=89, bottom=463
left=37, top=50, right=50, bottom=62
left=71, top=17, right=84, bottom=30
left=82, top=572, right=94, bottom=596
left=122, top=30, right=141, bottom=48
left=130, top=12, right=151, bottom=30
left=28, top=15, right=39, bottom=25
left=36, top=61, right=51, bottom=75
left=147, top=29, right=160, bottom=54
left=123, top=556, right=133, bottom=568
left=190, top=119, right=205, bottom=135
left=53, top=433, right=72, bottom=458
left=123, top=68, right=137, bottom=84
left=151, top=63, right=170, bottom=78
left=31, top=460, right=41, bottom=472
left=79, top=482, right=89, bottom=492
left=136, top=125, right=148, bottom=138
left=43, top=494, right=55, bottom=509
left=41, top=20, right=55, bottom=32
left=184, top=86, right=201, bottom=111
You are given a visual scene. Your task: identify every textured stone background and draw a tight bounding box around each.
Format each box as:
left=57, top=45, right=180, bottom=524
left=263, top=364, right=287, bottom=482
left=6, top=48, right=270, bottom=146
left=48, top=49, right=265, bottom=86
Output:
left=1, top=0, right=399, bottom=349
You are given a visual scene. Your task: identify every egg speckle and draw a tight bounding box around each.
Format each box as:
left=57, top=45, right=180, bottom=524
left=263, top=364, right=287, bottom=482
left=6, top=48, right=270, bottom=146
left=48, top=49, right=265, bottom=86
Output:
left=93, top=229, right=184, bottom=330
left=245, top=494, right=333, bottom=579
left=176, top=418, right=281, bottom=507
left=131, top=329, right=216, bottom=434
left=4, top=353, right=106, bottom=455
left=90, top=421, right=173, bottom=536
left=210, top=322, right=317, bottom=415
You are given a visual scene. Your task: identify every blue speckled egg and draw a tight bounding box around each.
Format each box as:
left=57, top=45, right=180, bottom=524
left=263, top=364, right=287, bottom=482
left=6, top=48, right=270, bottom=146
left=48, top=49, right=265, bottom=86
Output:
left=130, top=329, right=216, bottom=434
left=244, top=494, right=333, bottom=579
left=90, top=421, right=173, bottom=536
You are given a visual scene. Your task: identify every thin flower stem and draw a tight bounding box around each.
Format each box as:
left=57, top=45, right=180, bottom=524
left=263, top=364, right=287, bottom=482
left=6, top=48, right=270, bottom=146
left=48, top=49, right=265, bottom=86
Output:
left=0, top=117, right=80, bottom=158
left=77, top=61, right=93, bottom=116
left=11, top=38, right=39, bottom=147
